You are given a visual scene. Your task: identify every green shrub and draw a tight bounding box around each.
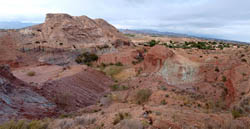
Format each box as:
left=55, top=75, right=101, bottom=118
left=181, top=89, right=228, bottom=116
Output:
left=75, top=52, right=98, bottom=65
left=27, top=71, right=36, bottom=76
left=135, top=89, right=152, bottom=104
left=218, top=45, right=224, bottom=50
left=110, top=84, right=129, bottom=91
left=115, top=62, right=123, bottom=66
left=147, top=40, right=159, bottom=47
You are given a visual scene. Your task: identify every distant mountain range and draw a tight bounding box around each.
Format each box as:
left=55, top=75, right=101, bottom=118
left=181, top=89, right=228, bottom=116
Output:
left=0, top=21, right=38, bottom=29
left=120, top=29, right=249, bottom=44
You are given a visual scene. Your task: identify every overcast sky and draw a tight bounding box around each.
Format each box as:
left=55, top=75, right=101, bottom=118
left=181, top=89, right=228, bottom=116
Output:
left=0, top=0, right=249, bottom=42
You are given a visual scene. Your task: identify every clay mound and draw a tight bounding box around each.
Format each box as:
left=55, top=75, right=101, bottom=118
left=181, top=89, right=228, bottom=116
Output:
left=0, top=65, right=56, bottom=123
left=18, top=13, right=129, bottom=49
left=37, top=67, right=113, bottom=111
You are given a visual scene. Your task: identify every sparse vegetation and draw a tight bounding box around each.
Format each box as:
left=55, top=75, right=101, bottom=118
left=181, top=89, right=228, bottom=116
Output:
left=0, top=120, right=48, bottom=129
left=124, top=34, right=135, bottom=37
left=162, top=41, right=234, bottom=50
left=135, top=89, right=152, bottom=104
left=102, top=65, right=124, bottom=79
left=113, top=112, right=131, bottom=125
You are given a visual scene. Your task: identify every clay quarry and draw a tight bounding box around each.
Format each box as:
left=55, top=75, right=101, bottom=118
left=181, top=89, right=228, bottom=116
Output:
left=1, top=13, right=250, bottom=129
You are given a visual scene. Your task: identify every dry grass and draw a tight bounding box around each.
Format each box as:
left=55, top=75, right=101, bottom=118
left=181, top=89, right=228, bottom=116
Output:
left=135, top=89, right=152, bottom=104
left=0, top=120, right=48, bottom=129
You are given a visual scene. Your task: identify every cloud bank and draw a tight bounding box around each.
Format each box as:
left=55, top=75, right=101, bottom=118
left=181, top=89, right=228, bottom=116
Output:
left=0, top=0, right=249, bottom=42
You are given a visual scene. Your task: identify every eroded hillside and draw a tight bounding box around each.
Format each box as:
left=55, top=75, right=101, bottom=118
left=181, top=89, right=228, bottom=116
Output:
left=1, top=14, right=250, bottom=129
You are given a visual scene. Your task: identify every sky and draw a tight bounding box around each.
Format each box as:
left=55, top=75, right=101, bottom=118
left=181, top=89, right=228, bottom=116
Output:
left=0, top=0, right=249, bottom=42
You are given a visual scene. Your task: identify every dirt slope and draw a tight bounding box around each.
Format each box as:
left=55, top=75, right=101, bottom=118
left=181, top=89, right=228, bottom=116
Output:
left=0, top=65, right=56, bottom=124
left=36, top=67, right=113, bottom=112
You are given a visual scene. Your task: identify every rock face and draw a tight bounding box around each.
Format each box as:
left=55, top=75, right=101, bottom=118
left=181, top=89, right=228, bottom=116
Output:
left=0, top=65, right=56, bottom=124
left=0, top=13, right=130, bottom=66
left=18, top=13, right=129, bottom=49
left=159, top=54, right=201, bottom=85
left=143, top=45, right=174, bottom=72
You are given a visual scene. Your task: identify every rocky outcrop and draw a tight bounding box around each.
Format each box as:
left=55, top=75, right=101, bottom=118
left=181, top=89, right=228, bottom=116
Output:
left=18, top=13, right=130, bottom=49
left=143, top=45, right=174, bottom=72
left=0, top=65, right=56, bottom=124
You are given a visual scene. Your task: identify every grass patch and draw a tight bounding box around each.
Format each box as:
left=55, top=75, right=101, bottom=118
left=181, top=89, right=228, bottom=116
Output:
left=102, top=65, right=124, bottom=79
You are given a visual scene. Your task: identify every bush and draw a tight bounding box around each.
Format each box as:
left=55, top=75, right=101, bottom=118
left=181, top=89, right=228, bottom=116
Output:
left=161, top=99, right=167, bottom=105
left=135, top=89, right=152, bottom=104
left=232, top=109, right=243, bottom=119
left=148, top=40, right=159, bottom=47
left=27, top=71, right=36, bottom=76
left=110, top=84, right=129, bottom=91
left=75, top=52, right=98, bottom=65
left=222, top=76, right=227, bottom=82
left=0, top=120, right=48, bottom=129
left=115, top=62, right=123, bottom=66
left=218, top=45, right=224, bottom=50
